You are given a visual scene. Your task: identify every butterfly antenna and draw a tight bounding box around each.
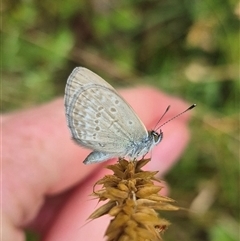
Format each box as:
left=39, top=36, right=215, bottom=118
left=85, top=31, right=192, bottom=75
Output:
left=153, top=105, right=171, bottom=130
left=155, top=104, right=196, bottom=131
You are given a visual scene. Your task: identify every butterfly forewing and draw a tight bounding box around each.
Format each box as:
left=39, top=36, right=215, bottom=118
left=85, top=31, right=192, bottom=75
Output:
left=65, top=68, right=148, bottom=154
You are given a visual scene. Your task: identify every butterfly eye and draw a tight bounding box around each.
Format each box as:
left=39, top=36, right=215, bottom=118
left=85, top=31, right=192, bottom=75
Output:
left=151, top=130, right=163, bottom=144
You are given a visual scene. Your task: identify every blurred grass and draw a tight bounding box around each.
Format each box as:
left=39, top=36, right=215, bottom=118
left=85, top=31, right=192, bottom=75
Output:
left=2, top=0, right=239, bottom=241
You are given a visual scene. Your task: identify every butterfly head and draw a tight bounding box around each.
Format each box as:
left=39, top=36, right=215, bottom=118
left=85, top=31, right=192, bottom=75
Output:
left=150, top=129, right=163, bottom=145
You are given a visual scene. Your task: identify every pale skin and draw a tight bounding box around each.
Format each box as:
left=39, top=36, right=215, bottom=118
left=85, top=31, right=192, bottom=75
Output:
left=2, top=87, right=192, bottom=241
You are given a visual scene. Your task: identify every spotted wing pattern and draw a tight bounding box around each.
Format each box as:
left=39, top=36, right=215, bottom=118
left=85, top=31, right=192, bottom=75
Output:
left=65, top=67, right=148, bottom=155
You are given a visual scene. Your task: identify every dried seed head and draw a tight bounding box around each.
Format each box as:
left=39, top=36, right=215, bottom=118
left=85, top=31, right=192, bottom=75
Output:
left=88, top=159, right=179, bottom=241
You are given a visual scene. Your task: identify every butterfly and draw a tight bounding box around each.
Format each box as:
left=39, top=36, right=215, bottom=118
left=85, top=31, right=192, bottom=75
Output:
left=64, top=67, right=163, bottom=164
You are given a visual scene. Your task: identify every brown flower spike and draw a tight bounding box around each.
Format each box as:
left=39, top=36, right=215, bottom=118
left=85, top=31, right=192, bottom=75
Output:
left=88, top=159, right=179, bottom=241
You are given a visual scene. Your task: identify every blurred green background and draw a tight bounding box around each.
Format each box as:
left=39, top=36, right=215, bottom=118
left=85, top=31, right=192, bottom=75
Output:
left=2, top=0, right=239, bottom=241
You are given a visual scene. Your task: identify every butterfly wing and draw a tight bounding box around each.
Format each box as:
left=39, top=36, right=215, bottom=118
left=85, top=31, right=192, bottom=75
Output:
left=65, top=67, right=117, bottom=109
left=65, top=68, right=148, bottom=155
